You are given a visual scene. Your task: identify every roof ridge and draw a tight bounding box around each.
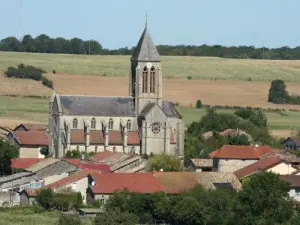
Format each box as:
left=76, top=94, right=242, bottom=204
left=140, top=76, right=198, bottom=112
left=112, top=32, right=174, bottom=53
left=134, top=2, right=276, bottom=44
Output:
left=60, top=94, right=133, bottom=98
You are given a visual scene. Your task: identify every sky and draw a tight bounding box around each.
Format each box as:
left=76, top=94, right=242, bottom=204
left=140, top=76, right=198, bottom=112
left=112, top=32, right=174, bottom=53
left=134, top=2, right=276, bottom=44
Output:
left=1, top=0, right=299, bottom=49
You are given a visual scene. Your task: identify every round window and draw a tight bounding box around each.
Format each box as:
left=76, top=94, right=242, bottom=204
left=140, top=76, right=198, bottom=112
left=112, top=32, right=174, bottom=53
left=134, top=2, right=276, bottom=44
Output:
left=151, top=123, right=161, bottom=134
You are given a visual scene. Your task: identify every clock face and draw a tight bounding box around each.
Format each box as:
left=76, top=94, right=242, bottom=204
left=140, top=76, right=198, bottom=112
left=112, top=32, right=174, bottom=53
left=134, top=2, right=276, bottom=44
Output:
left=146, top=62, right=152, bottom=68
left=151, top=122, right=161, bottom=134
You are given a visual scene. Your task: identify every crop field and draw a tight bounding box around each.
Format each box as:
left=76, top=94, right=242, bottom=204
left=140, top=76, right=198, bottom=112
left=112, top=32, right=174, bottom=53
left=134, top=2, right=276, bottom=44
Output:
left=1, top=51, right=300, bottom=81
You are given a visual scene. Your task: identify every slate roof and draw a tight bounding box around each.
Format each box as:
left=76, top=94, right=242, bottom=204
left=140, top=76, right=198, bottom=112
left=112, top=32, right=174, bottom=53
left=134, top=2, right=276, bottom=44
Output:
left=0, top=172, right=33, bottom=183
left=25, top=158, right=60, bottom=173
left=59, top=95, right=136, bottom=117
left=131, top=26, right=160, bottom=62
left=162, top=101, right=182, bottom=118
left=209, top=145, right=273, bottom=159
left=285, top=136, right=300, bottom=146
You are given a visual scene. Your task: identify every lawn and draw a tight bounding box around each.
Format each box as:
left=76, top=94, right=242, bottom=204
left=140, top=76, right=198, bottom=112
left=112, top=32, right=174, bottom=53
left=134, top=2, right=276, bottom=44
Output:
left=1, top=51, right=300, bottom=81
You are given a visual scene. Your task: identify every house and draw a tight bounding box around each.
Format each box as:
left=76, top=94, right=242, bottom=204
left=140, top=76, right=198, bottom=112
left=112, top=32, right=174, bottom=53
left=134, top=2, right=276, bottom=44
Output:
left=283, top=137, right=300, bottom=150
left=189, top=159, right=213, bottom=172
left=234, top=154, right=298, bottom=180
left=7, top=130, right=49, bottom=158
left=62, top=158, right=111, bottom=173
left=20, top=169, right=101, bottom=205
left=49, top=24, right=185, bottom=158
left=19, top=189, right=38, bottom=205
left=86, top=172, right=242, bottom=204
left=13, top=123, right=48, bottom=132
left=209, top=145, right=273, bottom=172
left=280, top=175, right=300, bottom=202
left=202, top=129, right=252, bottom=142
left=77, top=208, right=103, bottom=217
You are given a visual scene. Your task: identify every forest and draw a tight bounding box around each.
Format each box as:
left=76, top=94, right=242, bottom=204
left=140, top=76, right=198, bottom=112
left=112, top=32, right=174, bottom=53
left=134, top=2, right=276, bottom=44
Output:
left=1, top=34, right=300, bottom=59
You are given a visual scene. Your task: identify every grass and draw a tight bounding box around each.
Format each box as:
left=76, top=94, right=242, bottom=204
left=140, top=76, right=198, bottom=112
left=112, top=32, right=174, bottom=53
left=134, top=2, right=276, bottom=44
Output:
left=0, top=95, right=299, bottom=134
left=0, top=212, right=93, bottom=225
left=1, top=51, right=300, bottom=81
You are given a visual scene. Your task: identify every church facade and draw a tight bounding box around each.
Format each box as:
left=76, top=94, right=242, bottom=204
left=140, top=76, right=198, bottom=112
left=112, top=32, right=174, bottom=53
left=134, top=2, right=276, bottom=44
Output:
left=49, top=25, right=185, bottom=158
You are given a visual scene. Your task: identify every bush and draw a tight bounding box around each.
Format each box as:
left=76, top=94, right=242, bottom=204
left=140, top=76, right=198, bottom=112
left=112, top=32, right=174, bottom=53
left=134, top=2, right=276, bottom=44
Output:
left=36, top=188, right=54, bottom=210
left=187, top=76, right=192, bottom=80
left=42, top=77, right=54, bottom=89
left=58, top=213, right=81, bottom=225
left=52, top=69, right=56, bottom=74
left=196, top=99, right=202, bottom=108
left=40, top=146, right=49, bottom=157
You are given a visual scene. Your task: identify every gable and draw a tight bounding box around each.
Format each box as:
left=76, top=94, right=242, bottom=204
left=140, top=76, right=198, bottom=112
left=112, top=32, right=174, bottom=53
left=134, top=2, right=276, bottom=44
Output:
left=52, top=97, right=60, bottom=114
left=13, top=124, right=28, bottom=132
left=142, top=103, right=167, bottom=124
left=267, top=162, right=297, bottom=174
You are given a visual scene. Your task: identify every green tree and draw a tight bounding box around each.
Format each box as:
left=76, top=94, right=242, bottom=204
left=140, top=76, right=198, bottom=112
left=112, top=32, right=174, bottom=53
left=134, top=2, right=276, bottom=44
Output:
left=57, top=213, right=81, bottom=225
left=40, top=146, right=49, bottom=158
left=36, top=188, right=54, bottom=210
left=233, top=172, right=293, bottom=225
left=196, top=99, right=202, bottom=108
left=268, top=80, right=289, bottom=104
left=0, top=139, right=19, bottom=175
left=146, top=153, right=182, bottom=172
left=94, top=208, right=139, bottom=225
left=228, top=134, right=250, bottom=145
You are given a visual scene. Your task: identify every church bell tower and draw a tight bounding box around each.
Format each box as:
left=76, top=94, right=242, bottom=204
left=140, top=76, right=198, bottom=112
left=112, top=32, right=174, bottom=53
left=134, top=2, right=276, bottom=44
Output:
left=129, top=21, right=162, bottom=114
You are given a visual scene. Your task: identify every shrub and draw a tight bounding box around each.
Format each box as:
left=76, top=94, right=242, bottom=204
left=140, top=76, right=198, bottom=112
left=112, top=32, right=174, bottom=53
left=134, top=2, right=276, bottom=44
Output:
left=196, top=99, right=202, bottom=108
left=187, top=76, right=192, bottom=80
left=40, top=146, right=49, bottom=158
left=52, top=69, right=56, bottom=74
left=36, top=188, right=54, bottom=210
left=42, top=77, right=54, bottom=89
left=268, top=80, right=289, bottom=104
left=58, top=213, right=81, bottom=225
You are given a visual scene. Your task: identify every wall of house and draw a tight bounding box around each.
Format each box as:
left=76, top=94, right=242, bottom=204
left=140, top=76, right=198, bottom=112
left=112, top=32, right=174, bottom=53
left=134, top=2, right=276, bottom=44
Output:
left=19, top=147, right=44, bottom=158
left=93, top=193, right=111, bottom=204
left=267, top=162, right=297, bottom=175
left=284, top=139, right=298, bottom=150
left=55, top=177, right=88, bottom=203
left=19, top=193, right=29, bottom=206
left=43, top=172, right=69, bottom=186
left=218, top=159, right=258, bottom=172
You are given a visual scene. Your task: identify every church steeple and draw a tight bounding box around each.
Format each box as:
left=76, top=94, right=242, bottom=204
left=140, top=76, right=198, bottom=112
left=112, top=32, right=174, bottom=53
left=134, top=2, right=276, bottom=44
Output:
left=131, top=25, right=160, bottom=62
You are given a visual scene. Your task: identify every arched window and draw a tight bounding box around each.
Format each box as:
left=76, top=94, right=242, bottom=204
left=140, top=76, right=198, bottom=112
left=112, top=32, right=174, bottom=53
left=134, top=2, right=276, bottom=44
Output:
left=91, top=118, right=96, bottom=129
left=150, top=66, right=156, bottom=93
left=73, top=118, right=78, bottom=129
left=127, top=119, right=132, bottom=130
left=142, top=66, right=148, bottom=93
left=108, top=118, right=113, bottom=130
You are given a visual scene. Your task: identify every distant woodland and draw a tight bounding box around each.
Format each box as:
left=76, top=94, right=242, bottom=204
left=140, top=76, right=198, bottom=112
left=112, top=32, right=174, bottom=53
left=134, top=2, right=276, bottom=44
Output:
left=1, top=34, right=300, bottom=59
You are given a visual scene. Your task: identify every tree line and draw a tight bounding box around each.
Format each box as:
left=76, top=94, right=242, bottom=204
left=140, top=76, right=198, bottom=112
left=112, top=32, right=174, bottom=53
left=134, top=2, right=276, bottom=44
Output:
left=1, top=34, right=300, bottom=59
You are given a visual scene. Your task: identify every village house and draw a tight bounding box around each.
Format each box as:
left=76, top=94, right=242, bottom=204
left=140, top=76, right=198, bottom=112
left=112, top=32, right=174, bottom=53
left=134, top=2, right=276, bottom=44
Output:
left=86, top=172, right=242, bottom=204
left=234, top=154, right=299, bottom=181
left=280, top=175, right=300, bottom=202
left=7, top=130, right=49, bottom=158
left=189, top=158, right=213, bottom=172
left=283, top=136, right=300, bottom=150
left=209, top=145, right=273, bottom=172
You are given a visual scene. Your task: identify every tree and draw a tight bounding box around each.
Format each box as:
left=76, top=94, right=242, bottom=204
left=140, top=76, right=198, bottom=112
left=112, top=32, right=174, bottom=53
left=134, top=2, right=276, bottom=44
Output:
left=228, top=134, right=250, bottom=145
left=268, top=80, right=289, bottom=104
left=94, top=208, right=139, bottom=225
left=146, top=153, right=182, bottom=172
left=36, top=188, right=54, bottom=210
left=0, top=139, right=19, bottom=175
left=58, top=213, right=81, bottom=225
left=40, top=146, right=49, bottom=158
left=233, top=172, right=293, bottom=225
left=196, top=99, right=202, bottom=108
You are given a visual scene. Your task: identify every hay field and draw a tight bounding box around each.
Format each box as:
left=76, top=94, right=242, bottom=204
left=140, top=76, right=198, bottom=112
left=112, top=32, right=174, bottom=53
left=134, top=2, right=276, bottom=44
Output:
left=2, top=73, right=300, bottom=110
left=1, top=51, right=300, bottom=81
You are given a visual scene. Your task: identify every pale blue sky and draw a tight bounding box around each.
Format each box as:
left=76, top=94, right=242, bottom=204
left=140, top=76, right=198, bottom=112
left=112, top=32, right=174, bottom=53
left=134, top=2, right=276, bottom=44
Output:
left=1, top=0, right=299, bottom=49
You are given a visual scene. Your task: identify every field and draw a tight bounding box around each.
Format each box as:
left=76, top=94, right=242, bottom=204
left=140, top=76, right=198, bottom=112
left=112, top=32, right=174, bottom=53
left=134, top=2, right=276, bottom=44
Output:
left=1, top=51, right=300, bottom=81
left=1, top=51, right=300, bottom=137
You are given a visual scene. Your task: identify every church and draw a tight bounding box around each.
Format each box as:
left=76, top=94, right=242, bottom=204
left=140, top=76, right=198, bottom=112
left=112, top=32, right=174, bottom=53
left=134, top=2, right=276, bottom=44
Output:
left=48, top=24, right=185, bottom=158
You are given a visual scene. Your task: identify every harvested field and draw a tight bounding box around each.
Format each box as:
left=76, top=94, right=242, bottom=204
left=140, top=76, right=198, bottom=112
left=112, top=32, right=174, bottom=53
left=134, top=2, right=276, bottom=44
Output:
left=1, top=51, right=300, bottom=81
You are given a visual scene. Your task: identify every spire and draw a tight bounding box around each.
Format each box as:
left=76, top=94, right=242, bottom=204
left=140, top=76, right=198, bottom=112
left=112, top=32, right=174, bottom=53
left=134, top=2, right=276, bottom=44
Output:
left=131, top=20, right=160, bottom=62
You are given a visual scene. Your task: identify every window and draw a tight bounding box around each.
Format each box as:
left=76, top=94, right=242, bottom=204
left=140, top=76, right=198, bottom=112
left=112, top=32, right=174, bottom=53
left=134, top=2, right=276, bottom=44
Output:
left=151, top=122, right=161, bottom=134
left=142, top=66, right=148, bottom=93
left=91, top=118, right=96, bottom=129
left=108, top=118, right=113, bottom=130
left=113, top=146, right=116, bottom=152
left=127, top=119, right=132, bottom=130
left=73, top=118, right=78, bottom=128
left=296, top=188, right=300, bottom=195
left=150, top=66, right=156, bottom=93
left=95, top=146, right=98, bottom=153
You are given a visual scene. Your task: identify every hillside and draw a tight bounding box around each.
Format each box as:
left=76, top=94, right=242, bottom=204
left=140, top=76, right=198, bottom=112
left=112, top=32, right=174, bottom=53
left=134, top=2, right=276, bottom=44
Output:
left=1, top=51, right=300, bottom=81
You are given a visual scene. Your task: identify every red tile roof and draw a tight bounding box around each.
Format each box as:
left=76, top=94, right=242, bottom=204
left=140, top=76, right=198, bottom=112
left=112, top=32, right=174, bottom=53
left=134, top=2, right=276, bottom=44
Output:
left=70, top=130, right=84, bottom=144
left=127, top=131, right=140, bottom=145
left=62, top=158, right=111, bottom=173
left=108, top=131, right=122, bottom=145
left=13, top=131, right=49, bottom=146
left=45, top=169, right=100, bottom=190
left=91, top=151, right=120, bottom=162
left=280, top=175, right=300, bottom=187
left=234, top=155, right=283, bottom=179
left=11, top=158, right=45, bottom=169
left=209, top=145, right=273, bottom=159
left=90, top=173, right=164, bottom=194
left=90, top=130, right=104, bottom=144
